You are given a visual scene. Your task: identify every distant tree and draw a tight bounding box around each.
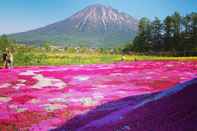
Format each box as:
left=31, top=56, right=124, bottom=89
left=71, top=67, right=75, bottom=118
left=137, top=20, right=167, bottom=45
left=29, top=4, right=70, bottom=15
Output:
left=191, top=12, right=197, bottom=48
left=99, top=48, right=105, bottom=53
left=181, top=14, right=193, bottom=51
left=172, top=12, right=181, bottom=35
left=122, top=43, right=133, bottom=53
left=163, top=16, right=174, bottom=51
left=132, top=17, right=152, bottom=52
left=182, top=15, right=192, bottom=34
left=64, top=46, right=68, bottom=52
left=179, top=13, right=197, bottom=52
left=171, top=12, right=182, bottom=50
left=43, top=42, right=51, bottom=51
left=151, top=17, right=163, bottom=51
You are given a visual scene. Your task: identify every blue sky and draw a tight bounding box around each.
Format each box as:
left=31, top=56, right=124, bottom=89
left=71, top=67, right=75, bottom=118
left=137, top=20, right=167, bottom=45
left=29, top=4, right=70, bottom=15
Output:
left=0, top=0, right=196, bottom=35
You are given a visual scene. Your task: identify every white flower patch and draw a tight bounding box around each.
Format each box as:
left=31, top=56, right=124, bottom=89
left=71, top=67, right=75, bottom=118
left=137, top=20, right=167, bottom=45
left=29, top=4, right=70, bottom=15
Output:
left=166, top=64, right=174, bottom=67
left=63, top=93, right=72, bottom=98
left=0, top=83, right=11, bottom=88
left=42, top=104, right=66, bottom=112
left=0, top=97, right=11, bottom=103
left=14, top=84, right=26, bottom=90
left=80, top=97, right=96, bottom=106
left=118, top=91, right=127, bottom=95
left=180, top=77, right=187, bottom=80
left=161, top=76, right=169, bottom=79
left=96, top=85, right=108, bottom=88
left=9, top=104, right=18, bottom=109
left=18, top=79, right=26, bottom=83
left=74, top=76, right=90, bottom=81
left=98, top=67, right=113, bottom=70
left=111, top=73, right=123, bottom=76
left=19, top=70, right=67, bottom=89
left=48, top=97, right=68, bottom=103
left=147, top=71, right=155, bottom=75
left=29, top=99, right=40, bottom=104
left=145, top=76, right=152, bottom=80
left=93, top=93, right=104, bottom=100
left=16, top=107, right=27, bottom=113
left=32, top=74, right=66, bottom=89
left=19, top=70, right=35, bottom=76
left=69, top=98, right=80, bottom=103
left=33, top=68, right=69, bottom=73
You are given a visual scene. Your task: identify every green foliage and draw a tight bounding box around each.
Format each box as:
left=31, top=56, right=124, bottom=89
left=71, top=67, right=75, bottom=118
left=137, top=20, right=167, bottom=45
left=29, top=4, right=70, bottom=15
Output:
left=0, top=35, right=12, bottom=51
left=122, top=43, right=133, bottom=53
left=43, top=42, right=51, bottom=51
left=151, top=17, right=163, bottom=51
left=124, top=11, right=197, bottom=56
left=132, top=17, right=152, bottom=52
left=0, top=41, right=196, bottom=67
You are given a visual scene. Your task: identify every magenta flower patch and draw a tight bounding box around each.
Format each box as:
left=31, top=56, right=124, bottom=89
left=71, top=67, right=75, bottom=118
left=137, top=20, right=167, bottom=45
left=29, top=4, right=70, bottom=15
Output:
left=0, top=61, right=196, bottom=130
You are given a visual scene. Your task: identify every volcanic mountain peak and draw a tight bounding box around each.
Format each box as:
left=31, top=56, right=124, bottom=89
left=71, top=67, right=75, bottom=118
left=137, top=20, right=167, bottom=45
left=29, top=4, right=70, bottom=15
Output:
left=68, top=4, right=138, bottom=32
left=10, top=4, right=138, bottom=48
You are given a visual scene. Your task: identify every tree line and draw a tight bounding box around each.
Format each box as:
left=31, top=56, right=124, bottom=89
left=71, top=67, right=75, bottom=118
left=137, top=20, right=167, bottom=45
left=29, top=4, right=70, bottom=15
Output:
left=0, top=35, right=13, bottom=51
left=124, top=12, right=197, bottom=56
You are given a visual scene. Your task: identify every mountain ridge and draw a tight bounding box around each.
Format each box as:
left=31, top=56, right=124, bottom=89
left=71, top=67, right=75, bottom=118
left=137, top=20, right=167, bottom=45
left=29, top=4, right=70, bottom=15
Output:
left=9, top=4, right=138, bottom=48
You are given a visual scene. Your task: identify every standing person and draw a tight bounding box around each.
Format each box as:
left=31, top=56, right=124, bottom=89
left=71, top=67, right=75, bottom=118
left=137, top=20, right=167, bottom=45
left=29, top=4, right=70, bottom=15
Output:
left=2, top=48, right=8, bottom=68
left=6, top=49, right=14, bottom=69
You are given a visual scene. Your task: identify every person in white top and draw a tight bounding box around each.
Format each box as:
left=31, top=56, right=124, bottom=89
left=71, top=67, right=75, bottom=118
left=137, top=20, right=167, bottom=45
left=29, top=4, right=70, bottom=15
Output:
left=5, top=49, right=13, bottom=69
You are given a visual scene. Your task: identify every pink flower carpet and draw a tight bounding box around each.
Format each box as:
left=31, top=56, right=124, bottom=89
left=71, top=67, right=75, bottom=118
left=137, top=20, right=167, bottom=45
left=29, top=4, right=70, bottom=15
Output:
left=0, top=61, right=196, bottom=131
